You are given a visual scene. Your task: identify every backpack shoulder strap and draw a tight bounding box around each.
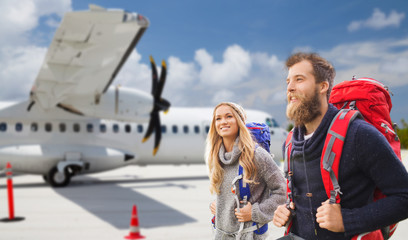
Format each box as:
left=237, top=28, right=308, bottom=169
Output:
left=283, top=130, right=294, bottom=235
left=238, top=165, right=251, bottom=201
left=321, top=109, right=362, bottom=204
left=284, top=130, right=294, bottom=199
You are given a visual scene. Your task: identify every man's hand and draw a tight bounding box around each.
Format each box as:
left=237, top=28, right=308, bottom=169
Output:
left=210, top=200, right=216, bottom=215
left=235, top=201, right=252, bottom=222
left=316, top=199, right=345, bottom=232
left=273, top=202, right=294, bottom=227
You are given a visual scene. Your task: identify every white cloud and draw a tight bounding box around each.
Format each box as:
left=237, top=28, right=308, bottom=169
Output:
left=195, top=44, right=251, bottom=86
left=211, top=90, right=235, bottom=105
left=380, top=57, right=408, bottom=75
left=167, top=56, right=197, bottom=89
left=114, top=50, right=151, bottom=93
left=348, top=8, right=405, bottom=32
left=321, top=37, right=408, bottom=86
left=0, top=0, right=71, bottom=46
left=0, top=46, right=46, bottom=100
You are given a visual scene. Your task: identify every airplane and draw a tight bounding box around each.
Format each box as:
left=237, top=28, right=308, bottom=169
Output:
left=0, top=5, right=288, bottom=187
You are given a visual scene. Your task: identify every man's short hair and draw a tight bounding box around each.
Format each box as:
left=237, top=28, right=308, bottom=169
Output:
left=286, top=52, right=335, bottom=100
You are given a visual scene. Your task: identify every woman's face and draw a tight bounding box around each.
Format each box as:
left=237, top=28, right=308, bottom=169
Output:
left=214, top=105, right=239, bottom=140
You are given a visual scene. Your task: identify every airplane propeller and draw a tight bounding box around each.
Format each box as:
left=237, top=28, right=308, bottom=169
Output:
left=142, top=56, right=170, bottom=156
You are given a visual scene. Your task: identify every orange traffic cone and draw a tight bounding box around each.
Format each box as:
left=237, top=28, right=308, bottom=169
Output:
left=124, top=205, right=145, bottom=239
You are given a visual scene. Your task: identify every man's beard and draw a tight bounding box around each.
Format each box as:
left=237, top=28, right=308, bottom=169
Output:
left=286, top=87, right=322, bottom=127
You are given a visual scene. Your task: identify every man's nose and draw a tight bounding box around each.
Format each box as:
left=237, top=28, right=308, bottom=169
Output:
left=287, top=80, right=295, bottom=92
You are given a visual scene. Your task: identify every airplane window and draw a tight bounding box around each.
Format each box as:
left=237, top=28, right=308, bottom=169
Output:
left=172, top=125, right=178, bottom=134
left=15, top=123, right=23, bottom=132
left=137, top=125, right=143, bottom=133
left=266, top=118, right=280, bottom=128
left=87, top=123, right=93, bottom=133
left=125, top=124, right=131, bottom=133
left=183, top=125, right=189, bottom=134
left=113, top=124, right=119, bottom=133
left=31, top=123, right=38, bottom=132
left=266, top=118, right=272, bottom=128
left=161, top=125, right=167, bottom=133
left=205, top=126, right=210, bottom=134
left=59, top=123, right=66, bottom=132
left=73, top=123, right=80, bottom=132
left=45, top=123, right=52, bottom=132
left=0, top=122, right=7, bottom=132
left=194, top=125, right=200, bottom=134
left=100, top=124, right=107, bottom=133
left=272, top=118, right=279, bottom=128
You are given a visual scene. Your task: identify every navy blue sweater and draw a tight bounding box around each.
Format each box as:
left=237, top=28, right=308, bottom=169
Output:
left=286, top=104, right=408, bottom=240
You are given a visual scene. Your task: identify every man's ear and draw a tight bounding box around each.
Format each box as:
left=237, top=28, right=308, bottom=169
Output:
left=320, top=81, right=329, bottom=95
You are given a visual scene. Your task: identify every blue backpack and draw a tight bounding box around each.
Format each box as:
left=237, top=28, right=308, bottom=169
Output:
left=237, top=122, right=271, bottom=234
left=246, top=122, right=271, bottom=153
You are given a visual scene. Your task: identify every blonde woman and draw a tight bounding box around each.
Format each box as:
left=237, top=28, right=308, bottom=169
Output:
left=207, top=102, right=286, bottom=239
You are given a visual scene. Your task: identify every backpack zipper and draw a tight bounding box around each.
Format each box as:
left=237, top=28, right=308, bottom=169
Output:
left=380, top=122, right=399, bottom=141
left=354, top=77, right=394, bottom=96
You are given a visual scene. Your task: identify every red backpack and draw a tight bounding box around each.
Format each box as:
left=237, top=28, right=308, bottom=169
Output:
left=284, top=77, right=401, bottom=240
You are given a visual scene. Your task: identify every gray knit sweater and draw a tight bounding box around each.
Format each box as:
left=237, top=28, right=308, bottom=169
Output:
left=213, top=140, right=286, bottom=239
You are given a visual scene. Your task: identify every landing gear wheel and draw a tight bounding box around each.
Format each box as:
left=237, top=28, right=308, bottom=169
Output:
left=42, top=174, right=49, bottom=183
left=47, top=167, right=71, bottom=187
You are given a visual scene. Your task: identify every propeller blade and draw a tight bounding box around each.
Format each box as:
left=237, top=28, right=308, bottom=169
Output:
left=153, top=112, right=162, bottom=156
left=156, top=60, right=167, bottom=100
left=149, top=56, right=158, bottom=96
left=142, top=114, right=155, bottom=143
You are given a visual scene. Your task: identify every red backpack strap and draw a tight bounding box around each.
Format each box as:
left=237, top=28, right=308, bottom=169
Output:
left=321, top=109, right=362, bottom=204
left=283, top=130, right=294, bottom=235
left=284, top=130, right=294, bottom=202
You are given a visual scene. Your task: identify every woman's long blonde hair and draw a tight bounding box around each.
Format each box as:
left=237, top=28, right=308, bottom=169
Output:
left=205, top=102, right=256, bottom=195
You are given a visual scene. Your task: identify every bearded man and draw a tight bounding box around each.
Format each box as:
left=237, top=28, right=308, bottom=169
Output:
left=272, top=52, right=408, bottom=240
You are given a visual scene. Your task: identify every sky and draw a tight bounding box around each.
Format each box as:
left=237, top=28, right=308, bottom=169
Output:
left=0, top=0, right=407, bottom=128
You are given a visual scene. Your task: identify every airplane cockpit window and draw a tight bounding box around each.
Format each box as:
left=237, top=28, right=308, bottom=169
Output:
left=45, top=123, right=52, bottom=132
left=15, top=123, right=23, bottom=132
left=125, top=124, right=131, bottom=133
left=100, top=124, right=107, bottom=133
left=161, top=125, right=167, bottom=133
left=194, top=125, right=200, bottom=134
left=31, top=123, right=38, bottom=132
left=0, top=122, right=7, bottom=132
left=137, top=125, right=143, bottom=133
left=113, top=124, right=119, bottom=133
left=86, top=123, right=93, bottom=133
left=73, top=123, right=80, bottom=132
left=172, top=125, right=178, bottom=134
left=183, top=125, right=189, bottom=134
left=59, top=123, right=66, bottom=132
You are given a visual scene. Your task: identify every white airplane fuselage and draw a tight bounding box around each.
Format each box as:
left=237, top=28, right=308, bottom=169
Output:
left=0, top=99, right=287, bottom=181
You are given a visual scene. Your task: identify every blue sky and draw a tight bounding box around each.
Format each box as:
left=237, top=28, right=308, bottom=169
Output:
left=0, top=0, right=407, bottom=127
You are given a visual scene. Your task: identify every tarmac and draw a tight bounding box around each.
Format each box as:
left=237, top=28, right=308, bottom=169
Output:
left=0, top=150, right=407, bottom=240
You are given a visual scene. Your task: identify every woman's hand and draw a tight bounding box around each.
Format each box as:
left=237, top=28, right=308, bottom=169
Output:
left=210, top=200, right=216, bottom=215
left=234, top=201, right=252, bottom=222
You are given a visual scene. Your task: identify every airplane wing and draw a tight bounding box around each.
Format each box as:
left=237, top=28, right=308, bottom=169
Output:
left=30, top=4, right=149, bottom=110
